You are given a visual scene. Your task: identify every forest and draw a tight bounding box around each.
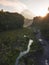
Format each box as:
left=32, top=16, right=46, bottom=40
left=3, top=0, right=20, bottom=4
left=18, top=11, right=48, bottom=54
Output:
left=0, top=10, right=24, bottom=31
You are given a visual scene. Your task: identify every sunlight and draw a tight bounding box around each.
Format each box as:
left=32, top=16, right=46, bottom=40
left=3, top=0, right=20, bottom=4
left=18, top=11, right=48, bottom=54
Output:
left=35, top=8, right=48, bottom=17
left=39, top=9, right=48, bottom=17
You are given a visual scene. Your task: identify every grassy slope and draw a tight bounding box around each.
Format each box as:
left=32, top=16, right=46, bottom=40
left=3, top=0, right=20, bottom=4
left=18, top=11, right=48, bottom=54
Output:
left=0, top=28, right=36, bottom=65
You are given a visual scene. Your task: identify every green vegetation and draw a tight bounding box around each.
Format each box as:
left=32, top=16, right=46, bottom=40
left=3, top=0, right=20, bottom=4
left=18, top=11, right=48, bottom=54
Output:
left=0, top=10, right=25, bottom=65
left=0, top=10, right=24, bottom=31
left=0, top=28, right=36, bottom=65
left=0, top=28, right=43, bottom=65
left=0, top=10, right=47, bottom=65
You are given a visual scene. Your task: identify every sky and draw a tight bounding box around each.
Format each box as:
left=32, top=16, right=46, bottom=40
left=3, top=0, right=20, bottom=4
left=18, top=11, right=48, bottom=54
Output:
left=0, top=0, right=49, bottom=16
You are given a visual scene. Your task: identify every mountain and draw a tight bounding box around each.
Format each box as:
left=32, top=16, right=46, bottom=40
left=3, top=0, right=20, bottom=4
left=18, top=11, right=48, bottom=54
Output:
left=21, top=9, right=35, bottom=19
left=21, top=9, right=34, bottom=27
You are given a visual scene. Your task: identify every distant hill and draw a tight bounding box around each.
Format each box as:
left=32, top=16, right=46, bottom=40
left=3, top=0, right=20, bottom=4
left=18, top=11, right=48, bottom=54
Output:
left=21, top=9, right=34, bottom=27
left=21, top=9, right=35, bottom=19
left=0, top=10, right=24, bottom=31
left=23, top=19, right=33, bottom=27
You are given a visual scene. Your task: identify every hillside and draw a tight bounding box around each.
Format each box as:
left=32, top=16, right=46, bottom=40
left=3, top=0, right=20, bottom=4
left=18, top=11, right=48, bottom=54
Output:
left=32, top=13, right=49, bottom=39
left=0, top=11, right=24, bottom=31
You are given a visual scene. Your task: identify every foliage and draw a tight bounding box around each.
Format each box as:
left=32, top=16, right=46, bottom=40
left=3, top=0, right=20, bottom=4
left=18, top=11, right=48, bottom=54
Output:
left=0, top=10, right=44, bottom=65
left=0, top=27, right=42, bottom=65
left=0, top=11, right=24, bottom=31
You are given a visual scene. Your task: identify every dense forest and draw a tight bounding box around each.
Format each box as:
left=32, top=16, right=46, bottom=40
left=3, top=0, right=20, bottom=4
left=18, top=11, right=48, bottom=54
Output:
left=0, top=10, right=24, bottom=31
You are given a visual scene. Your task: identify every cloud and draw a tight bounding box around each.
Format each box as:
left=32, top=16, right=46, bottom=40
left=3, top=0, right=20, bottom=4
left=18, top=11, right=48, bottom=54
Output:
left=0, top=4, right=14, bottom=12
left=0, top=0, right=27, bottom=13
left=0, top=0, right=17, bottom=6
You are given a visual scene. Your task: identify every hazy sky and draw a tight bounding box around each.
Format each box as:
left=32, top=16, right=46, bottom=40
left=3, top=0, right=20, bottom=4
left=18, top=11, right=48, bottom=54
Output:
left=0, top=0, right=49, bottom=16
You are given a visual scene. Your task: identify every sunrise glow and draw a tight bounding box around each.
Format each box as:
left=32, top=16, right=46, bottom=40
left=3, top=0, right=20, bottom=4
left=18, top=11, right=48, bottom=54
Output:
left=32, top=8, right=48, bottom=17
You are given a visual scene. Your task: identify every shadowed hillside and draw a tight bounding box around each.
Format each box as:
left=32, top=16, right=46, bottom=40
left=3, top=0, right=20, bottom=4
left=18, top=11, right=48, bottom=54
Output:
left=0, top=10, right=24, bottom=31
left=32, top=13, right=49, bottom=39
